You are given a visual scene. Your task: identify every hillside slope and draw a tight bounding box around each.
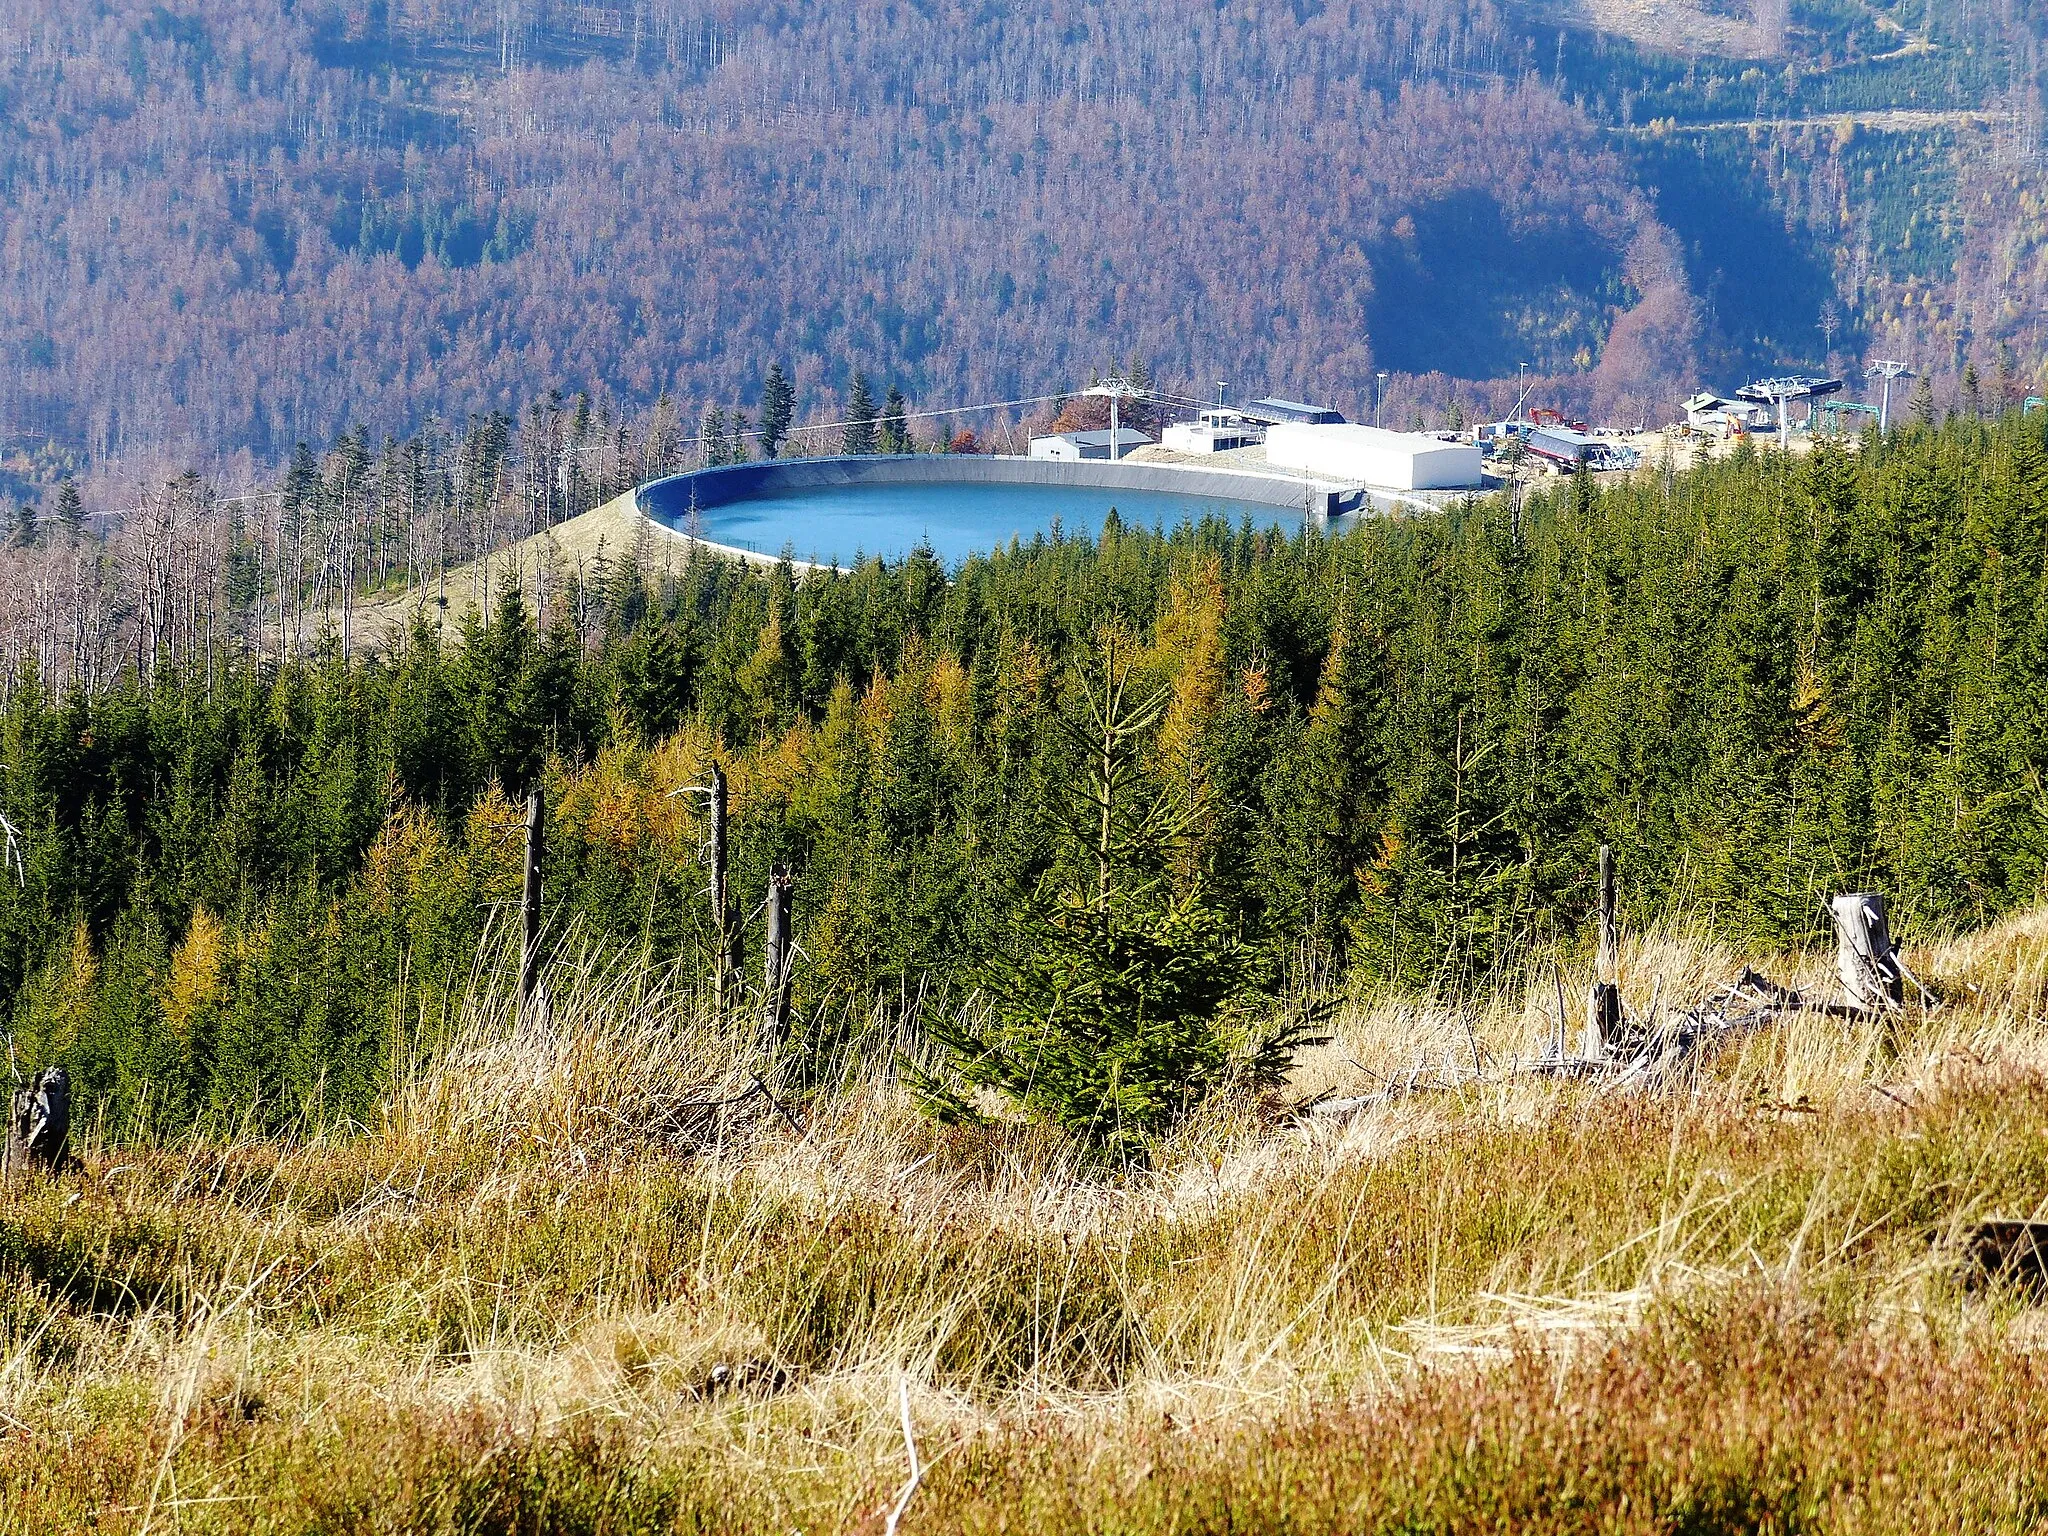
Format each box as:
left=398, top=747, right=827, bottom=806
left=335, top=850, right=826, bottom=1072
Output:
left=10, top=905, right=2048, bottom=1528
left=339, top=489, right=716, bottom=647
left=2, top=0, right=2038, bottom=487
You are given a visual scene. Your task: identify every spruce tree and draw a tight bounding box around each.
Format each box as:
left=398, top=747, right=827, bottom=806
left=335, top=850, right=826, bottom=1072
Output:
left=1125, top=357, right=1155, bottom=433
left=909, top=637, right=1321, bottom=1160
left=464, top=586, right=547, bottom=795
left=615, top=621, right=697, bottom=740
left=1573, top=461, right=1597, bottom=520
left=843, top=372, right=878, bottom=455
left=1963, top=363, right=1983, bottom=420
left=878, top=385, right=910, bottom=454
left=759, top=364, right=795, bottom=459
left=55, top=478, right=83, bottom=538
left=11, top=497, right=34, bottom=549
left=283, top=441, right=321, bottom=513
left=1910, top=374, right=1936, bottom=426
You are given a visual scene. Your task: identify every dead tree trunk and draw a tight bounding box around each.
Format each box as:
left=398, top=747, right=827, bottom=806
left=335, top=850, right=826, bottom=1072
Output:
left=4, top=1084, right=27, bottom=1184
left=762, top=865, right=795, bottom=1043
left=1585, top=843, right=1621, bottom=1056
left=709, top=764, right=738, bottom=1014
left=5, top=1067, right=68, bottom=1182
left=1831, top=893, right=1903, bottom=1011
left=521, top=790, right=545, bottom=1013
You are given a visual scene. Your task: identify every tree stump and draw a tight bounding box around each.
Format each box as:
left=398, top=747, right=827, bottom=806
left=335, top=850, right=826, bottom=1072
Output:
left=1968, top=1220, right=2048, bottom=1295
left=1584, top=982, right=1621, bottom=1057
left=1583, top=844, right=1620, bottom=1056
left=5, top=1067, right=69, bottom=1182
left=1830, top=893, right=1903, bottom=1011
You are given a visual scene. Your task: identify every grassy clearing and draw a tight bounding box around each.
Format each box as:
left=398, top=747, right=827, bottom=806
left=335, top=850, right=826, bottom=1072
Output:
left=7, top=910, right=2048, bottom=1531
left=337, top=491, right=710, bottom=647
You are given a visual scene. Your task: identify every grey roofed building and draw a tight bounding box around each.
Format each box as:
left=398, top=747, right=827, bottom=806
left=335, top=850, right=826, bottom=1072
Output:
left=1245, top=398, right=1347, bottom=426
left=1027, top=428, right=1154, bottom=461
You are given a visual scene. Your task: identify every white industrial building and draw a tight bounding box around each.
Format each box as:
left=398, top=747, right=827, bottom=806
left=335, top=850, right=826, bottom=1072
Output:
left=1028, top=428, right=1153, bottom=462
left=1161, top=410, right=1263, bottom=455
left=1264, top=423, right=1483, bottom=491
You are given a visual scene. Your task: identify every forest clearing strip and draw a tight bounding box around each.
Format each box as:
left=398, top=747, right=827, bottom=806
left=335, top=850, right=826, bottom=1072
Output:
left=1533, top=0, right=1777, bottom=59
left=1618, top=108, right=2000, bottom=135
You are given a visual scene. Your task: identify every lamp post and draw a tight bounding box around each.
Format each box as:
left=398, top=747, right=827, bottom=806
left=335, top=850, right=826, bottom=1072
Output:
left=1375, top=372, right=1390, bottom=430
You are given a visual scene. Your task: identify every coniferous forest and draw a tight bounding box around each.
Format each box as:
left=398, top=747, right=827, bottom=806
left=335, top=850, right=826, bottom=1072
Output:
left=8, top=414, right=2046, bottom=1136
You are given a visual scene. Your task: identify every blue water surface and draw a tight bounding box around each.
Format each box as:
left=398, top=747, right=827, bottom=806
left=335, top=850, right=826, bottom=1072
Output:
left=654, top=481, right=1342, bottom=567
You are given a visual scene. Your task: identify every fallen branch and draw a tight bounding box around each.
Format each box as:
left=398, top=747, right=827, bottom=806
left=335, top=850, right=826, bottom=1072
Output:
left=1308, top=961, right=1895, bottom=1122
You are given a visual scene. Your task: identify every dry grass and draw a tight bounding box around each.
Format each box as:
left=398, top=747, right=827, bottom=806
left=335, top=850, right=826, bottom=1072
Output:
left=342, top=491, right=721, bottom=648
left=7, top=911, right=2048, bottom=1531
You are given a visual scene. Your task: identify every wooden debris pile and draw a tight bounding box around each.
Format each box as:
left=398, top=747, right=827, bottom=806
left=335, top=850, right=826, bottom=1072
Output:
left=1309, top=875, right=1922, bottom=1123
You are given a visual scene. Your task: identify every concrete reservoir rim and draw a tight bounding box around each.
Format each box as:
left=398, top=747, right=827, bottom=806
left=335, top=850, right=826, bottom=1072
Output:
left=633, top=453, right=1368, bottom=529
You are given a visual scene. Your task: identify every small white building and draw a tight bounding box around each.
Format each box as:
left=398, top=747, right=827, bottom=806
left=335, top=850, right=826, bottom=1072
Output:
left=1162, top=410, right=1263, bottom=455
left=1264, top=423, right=1482, bottom=491
left=1028, top=428, right=1153, bottom=462
left=1682, top=392, right=1771, bottom=438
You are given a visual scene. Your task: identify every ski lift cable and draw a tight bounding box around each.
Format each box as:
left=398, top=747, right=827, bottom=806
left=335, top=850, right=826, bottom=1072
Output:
left=700, top=390, right=1075, bottom=449
left=90, top=383, right=1211, bottom=521
left=690, top=380, right=1220, bottom=450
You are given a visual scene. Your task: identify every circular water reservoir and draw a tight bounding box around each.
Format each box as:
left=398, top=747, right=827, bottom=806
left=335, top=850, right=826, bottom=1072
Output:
left=637, top=456, right=1369, bottom=567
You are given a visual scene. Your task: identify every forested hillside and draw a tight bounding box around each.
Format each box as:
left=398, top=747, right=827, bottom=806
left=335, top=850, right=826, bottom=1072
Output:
left=1, top=0, right=2042, bottom=497
left=6, top=414, right=2045, bottom=1134
left=8, top=6, right=2048, bottom=1523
